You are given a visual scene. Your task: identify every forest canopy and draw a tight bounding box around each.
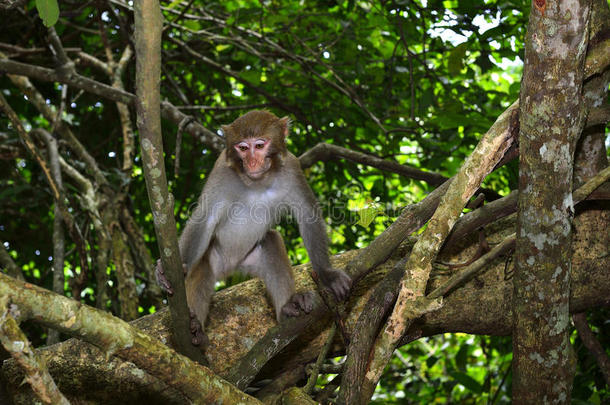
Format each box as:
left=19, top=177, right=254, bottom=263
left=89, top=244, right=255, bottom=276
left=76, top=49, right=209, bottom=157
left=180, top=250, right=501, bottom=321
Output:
left=0, top=0, right=608, bottom=404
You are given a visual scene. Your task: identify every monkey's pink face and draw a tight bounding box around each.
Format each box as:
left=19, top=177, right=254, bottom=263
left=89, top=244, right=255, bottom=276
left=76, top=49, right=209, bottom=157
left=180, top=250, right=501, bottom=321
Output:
left=234, top=138, right=272, bottom=179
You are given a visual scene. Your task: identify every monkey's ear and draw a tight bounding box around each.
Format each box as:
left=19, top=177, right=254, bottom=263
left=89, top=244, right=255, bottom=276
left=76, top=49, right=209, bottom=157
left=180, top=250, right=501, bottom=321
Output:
left=279, top=116, right=291, bottom=138
left=221, top=125, right=234, bottom=162
left=220, top=125, right=231, bottom=138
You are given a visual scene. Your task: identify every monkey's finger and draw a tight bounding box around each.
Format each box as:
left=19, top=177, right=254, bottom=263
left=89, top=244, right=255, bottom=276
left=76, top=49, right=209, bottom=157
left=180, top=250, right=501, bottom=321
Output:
left=299, top=292, right=313, bottom=314
left=191, top=330, right=208, bottom=347
left=154, top=259, right=175, bottom=296
left=330, top=278, right=351, bottom=301
left=189, top=313, right=208, bottom=347
left=296, top=292, right=314, bottom=313
left=159, top=278, right=174, bottom=296
left=281, top=302, right=301, bottom=317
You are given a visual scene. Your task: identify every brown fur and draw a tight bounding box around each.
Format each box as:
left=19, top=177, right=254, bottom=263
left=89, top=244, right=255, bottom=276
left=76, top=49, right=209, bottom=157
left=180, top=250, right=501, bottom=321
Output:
left=222, top=110, right=290, bottom=173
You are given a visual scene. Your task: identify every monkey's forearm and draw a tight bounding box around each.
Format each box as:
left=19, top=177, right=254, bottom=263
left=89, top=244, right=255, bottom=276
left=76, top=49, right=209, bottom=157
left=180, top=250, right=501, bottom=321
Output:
left=179, top=211, right=217, bottom=271
left=298, top=214, right=351, bottom=301
left=299, top=219, right=332, bottom=271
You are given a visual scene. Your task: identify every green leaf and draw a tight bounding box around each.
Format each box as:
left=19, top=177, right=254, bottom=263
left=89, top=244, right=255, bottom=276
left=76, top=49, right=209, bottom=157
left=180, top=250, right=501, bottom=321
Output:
left=240, top=70, right=261, bottom=86
left=450, top=372, right=483, bottom=394
left=167, top=0, right=182, bottom=10
left=455, top=344, right=468, bottom=371
left=419, top=87, right=435, bottom=113
left=448, top=43, right=467, bottom=76
left=216, top=44, right=232, bottom=53
left=357, top=206, right=380, bottom=228
left=183, top=20, right=201, bottom=31
left=588, top=391, right=601, bottom=405
left=35, top=0, right=59, bottom=27
left=476, top=51, right=494, bottom=73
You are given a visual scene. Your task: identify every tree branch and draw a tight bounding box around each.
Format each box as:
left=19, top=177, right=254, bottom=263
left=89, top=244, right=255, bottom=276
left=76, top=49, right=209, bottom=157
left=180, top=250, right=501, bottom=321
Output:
left=3, top=70, right=108, bottom=186
left=167, top=36, right=316, bottom=130
left=444, top=191, right=518, bottom=248
left=299, top=142, right=502, bottom=199
left=39, top=130, right=66, bottom=345
left=299, top=142, right=447, bottom=185
left=350, top=101, right=518, bottom=403
left=584, top=38, right=610, bottom=78
left=133, top=0, right=205, bottom=364
left=0, top=58, right=224, bottom=153
left=572, top=313, right=610, bottom=386
left=0, top=273, right=261, bottom=404
left=0, top=298, right=70, bottom=405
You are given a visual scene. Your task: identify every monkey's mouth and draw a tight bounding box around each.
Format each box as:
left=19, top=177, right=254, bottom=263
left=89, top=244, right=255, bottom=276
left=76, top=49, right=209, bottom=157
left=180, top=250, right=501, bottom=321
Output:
left=244, top=159, right=271, bottom=179
left=246, top=169, right=266, bottom=179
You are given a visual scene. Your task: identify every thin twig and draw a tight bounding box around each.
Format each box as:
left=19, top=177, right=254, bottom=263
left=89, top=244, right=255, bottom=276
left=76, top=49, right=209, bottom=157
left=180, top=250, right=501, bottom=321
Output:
left=429, top=234, right=516, bottom=299
left=304, top=323, right=337, bottom=394
left=573, top=313, right=610, bottom=385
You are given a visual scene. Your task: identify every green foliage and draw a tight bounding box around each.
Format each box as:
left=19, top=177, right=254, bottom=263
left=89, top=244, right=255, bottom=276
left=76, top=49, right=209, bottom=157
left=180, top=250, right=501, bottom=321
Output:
left=35, top=0, right=59, bottom=27
left=372, top=334, right=514, bottom=404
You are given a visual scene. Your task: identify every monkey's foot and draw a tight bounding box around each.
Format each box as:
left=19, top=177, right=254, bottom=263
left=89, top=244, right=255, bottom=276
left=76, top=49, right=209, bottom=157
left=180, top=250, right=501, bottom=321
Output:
left=281, top=292, right=314, bottom=317
left=189, top=309, right=209, bottom=347
left=155, top=259, right=174, bottom=295
left=155, top=260, right=189, bottom=296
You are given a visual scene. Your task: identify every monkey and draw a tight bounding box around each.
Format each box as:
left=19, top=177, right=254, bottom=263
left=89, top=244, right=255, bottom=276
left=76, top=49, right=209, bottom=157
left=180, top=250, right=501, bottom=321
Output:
left=156, top=110, right=351, bottom=346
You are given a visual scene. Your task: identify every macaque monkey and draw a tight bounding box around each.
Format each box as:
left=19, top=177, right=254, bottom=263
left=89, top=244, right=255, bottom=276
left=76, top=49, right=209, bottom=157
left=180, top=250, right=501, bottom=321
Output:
left=157, top=110, right=351, bottom=345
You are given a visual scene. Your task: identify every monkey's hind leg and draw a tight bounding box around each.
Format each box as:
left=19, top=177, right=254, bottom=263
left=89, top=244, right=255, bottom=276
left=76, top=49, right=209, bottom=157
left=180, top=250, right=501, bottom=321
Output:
left=241, top=230, right=313, bottom=320
left=185, top=259, right=215, bottom=347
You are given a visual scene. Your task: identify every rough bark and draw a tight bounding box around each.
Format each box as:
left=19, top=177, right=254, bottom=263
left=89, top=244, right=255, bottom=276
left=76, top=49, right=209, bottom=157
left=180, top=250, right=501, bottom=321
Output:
left=570, top=0, right=610, bottom=389
left=0, top=305, right=70, bottom=405
left=513, top=1, right=591, bottom=403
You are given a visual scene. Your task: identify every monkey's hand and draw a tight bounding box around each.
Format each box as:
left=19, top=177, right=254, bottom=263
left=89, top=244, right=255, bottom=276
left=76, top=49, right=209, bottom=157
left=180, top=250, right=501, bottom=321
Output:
left=189, top=309, right=209, bottom=348
left=281, top=292, right=314, bottom=317
left=318, top=268, right=352, bottom=302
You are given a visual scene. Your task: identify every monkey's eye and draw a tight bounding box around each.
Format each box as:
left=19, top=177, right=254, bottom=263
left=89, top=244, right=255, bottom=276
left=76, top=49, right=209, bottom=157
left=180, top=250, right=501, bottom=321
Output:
left=254, top=140, right=266, bottom=149
left=236, top=143, right=249, bottom=152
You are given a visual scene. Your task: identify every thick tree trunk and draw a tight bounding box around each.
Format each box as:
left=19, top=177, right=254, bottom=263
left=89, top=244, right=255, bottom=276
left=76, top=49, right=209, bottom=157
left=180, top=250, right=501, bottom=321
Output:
left=513, top=0, right=591, bottom=403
